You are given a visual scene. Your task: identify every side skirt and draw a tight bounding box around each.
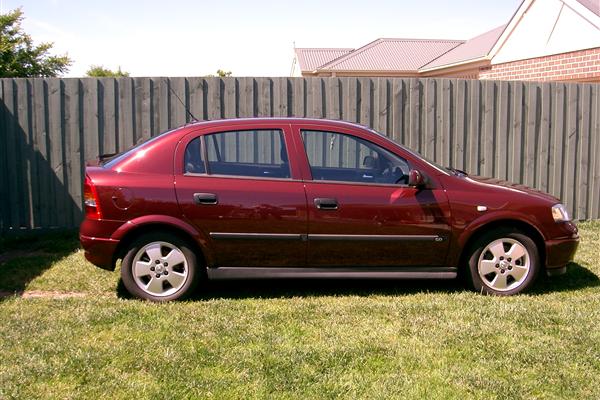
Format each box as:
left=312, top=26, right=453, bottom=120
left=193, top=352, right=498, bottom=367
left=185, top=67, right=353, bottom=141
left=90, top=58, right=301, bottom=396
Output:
left=206, top=267, right=457, bottom=280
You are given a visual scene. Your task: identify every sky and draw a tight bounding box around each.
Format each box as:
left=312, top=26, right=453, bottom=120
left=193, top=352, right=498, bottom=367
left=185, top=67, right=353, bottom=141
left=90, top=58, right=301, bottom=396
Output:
left=4, top=0, right=522, bottom=77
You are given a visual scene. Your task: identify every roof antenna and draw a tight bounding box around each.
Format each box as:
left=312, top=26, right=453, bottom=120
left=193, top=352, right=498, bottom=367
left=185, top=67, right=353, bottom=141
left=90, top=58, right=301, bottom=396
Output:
left=168, top=81, right=198, bottom=123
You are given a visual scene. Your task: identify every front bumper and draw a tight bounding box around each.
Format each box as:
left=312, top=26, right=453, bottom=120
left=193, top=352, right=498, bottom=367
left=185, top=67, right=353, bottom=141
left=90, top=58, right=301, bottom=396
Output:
left=80, top=234, right=119, bottom=271
left=545, top=235, right=579, bottom=275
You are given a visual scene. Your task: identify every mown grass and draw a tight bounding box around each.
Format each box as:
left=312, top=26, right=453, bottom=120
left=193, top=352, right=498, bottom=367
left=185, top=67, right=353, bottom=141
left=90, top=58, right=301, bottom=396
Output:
left=0, top=222, right=599, bottom=399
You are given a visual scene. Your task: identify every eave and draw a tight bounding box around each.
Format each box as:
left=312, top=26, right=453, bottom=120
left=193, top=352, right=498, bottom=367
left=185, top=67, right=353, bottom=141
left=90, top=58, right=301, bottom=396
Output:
left=419, top=57, right=490, bottom=75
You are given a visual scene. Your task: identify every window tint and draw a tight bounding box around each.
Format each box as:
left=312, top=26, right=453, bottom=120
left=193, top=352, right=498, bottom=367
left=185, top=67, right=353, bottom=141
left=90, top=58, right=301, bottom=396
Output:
left=184, top=137, right=205, bottom=174
left=206, top=130, right=290, bottom=178
left=301, top=130, right=410, bottom=184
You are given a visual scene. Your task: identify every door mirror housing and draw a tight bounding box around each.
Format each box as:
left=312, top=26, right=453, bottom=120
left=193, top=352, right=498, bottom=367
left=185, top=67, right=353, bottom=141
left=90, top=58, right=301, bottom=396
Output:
left=408, top=169, right=425, bottom=187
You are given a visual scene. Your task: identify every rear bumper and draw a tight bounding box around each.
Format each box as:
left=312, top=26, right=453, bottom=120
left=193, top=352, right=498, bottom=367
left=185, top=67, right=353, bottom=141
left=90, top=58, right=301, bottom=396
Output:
left=545, top=235, right=579, bottom=274
left=80, top=234, right=119, bottom=271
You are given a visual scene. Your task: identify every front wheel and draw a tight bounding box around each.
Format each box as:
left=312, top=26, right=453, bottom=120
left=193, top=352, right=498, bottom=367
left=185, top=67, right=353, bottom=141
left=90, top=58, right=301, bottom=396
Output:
left=467, top=229, right=540, bottom=295
left=121, top=232, right=200, bottom=301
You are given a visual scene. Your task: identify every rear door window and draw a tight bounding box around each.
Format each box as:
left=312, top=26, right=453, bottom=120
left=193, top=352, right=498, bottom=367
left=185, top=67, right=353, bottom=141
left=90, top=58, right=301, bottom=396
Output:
left=205, top=130, right=290, bottom=179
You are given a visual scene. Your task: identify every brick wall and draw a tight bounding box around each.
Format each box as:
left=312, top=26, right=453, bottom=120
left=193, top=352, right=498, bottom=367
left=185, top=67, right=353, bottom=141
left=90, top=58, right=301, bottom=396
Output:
left=479, top=47, right=600, bottom=82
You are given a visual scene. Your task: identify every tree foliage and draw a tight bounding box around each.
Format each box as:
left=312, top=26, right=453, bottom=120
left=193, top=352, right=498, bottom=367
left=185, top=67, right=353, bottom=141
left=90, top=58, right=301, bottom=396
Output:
left=216, top=69, right=232, bottom=77
left=0, top=8, right=71, bottom=77
left=206, top=69, right=232, bottom=77
left=86, top=65, right=130, bottom=77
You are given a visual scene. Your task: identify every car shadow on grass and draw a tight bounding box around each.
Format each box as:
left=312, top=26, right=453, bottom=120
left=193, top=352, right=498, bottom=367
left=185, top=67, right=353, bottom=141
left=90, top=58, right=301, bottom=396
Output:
left=192, top=278, right=462, bottom=300
left=531, top=262, right=600, bottom=294
left=0, top=231, right=79, bottom=299
left=114, top=273, right=465, bottom=301
left=112, top=261, right=599, bottom=301
left=181, top=262, right=599, bottom=301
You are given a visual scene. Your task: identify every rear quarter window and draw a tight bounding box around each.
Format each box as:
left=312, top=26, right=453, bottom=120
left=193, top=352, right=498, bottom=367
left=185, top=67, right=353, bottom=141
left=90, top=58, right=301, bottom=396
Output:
left=184, top=137, right=205, bottom=174
left=103, top=129, right=174, bottom=169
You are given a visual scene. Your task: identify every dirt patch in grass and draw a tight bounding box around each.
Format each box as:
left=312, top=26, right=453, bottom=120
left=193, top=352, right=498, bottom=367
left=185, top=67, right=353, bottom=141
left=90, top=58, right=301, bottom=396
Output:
left=0, top=290, right=113, bottom=299
left=20, top=290, right=89, bottom=299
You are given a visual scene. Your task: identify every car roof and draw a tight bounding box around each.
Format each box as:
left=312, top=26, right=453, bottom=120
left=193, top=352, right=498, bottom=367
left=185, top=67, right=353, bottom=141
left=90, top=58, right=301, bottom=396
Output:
left=184, top=117, right=373, bottom=132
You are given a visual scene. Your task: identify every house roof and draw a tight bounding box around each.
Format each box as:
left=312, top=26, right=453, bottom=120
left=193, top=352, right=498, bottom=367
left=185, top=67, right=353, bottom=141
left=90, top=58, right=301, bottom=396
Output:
left=422, top=25, right=506, bottom=70
left=317, top=38, right=463, bottom=72
left=294, top=48, right=354, bottom=72
left=576, top=0, right=600, bottom=17
left=294, top=0, right=600, bottom=75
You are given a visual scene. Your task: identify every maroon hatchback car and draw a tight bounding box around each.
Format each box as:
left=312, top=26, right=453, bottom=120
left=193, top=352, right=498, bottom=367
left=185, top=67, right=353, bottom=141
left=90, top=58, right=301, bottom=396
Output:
left=80, top=118, right=579, bottom=301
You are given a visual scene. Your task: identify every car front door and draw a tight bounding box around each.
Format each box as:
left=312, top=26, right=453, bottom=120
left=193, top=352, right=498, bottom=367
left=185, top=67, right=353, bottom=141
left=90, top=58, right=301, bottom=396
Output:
left=175, top=123, right=308, bottom=268
left=294, top=124, right=452, bottom=268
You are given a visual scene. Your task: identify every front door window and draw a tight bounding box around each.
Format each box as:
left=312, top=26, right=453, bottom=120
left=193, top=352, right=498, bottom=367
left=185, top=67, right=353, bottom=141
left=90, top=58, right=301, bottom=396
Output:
left=301, top=130, right=410, bottom=185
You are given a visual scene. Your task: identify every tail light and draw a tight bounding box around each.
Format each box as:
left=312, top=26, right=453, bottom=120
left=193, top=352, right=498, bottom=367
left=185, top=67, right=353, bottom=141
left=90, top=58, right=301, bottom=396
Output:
left=84, top=175, right=102, bottom=220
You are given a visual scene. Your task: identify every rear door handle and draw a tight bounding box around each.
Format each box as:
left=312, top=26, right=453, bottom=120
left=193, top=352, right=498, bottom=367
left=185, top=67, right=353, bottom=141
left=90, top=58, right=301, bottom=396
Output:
left=314, top=198, right=338, bottom=210
left=193, top=192, right=218, bottom=205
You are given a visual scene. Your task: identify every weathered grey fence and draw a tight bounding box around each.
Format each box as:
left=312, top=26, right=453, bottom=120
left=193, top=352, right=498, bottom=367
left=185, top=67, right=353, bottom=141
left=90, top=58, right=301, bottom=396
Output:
left=1, top=77, right=599, bottom=232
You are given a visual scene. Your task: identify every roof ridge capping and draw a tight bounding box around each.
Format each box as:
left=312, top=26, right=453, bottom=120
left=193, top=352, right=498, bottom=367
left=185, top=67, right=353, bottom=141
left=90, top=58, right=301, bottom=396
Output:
left=295, top=47, right=354, bottom=50
left=375, top=37, right=464, bottom=42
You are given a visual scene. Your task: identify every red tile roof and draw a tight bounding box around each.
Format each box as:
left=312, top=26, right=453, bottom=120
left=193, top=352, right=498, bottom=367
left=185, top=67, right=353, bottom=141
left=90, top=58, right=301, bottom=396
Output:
left=295, top=48, right=354, bottom=72
left=318, top=38, right=463, bottom=72
left=422, top=25, right=506, bottom=70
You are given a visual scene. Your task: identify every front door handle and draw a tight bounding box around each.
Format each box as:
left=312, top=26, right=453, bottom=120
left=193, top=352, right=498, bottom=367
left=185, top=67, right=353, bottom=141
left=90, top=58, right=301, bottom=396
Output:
left=193, top=192, right=218, bottom=205
left=314, top=198, right=338, bottom=210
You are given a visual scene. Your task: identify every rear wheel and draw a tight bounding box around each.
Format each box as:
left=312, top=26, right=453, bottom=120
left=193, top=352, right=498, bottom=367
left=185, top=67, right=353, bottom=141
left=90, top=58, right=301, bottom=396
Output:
left=121, top=232, right=200, bottom=301
left=467, top=228, right=540, bottom=295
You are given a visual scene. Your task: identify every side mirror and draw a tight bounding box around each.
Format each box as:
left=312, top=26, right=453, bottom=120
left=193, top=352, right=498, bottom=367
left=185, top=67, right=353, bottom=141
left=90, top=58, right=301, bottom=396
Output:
left=408, top=169, right=425, bottom=187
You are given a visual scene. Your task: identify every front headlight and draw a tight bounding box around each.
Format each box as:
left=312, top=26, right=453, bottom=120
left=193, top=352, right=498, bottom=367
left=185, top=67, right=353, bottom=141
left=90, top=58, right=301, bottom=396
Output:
left=551, top=203, right=570, bottom=222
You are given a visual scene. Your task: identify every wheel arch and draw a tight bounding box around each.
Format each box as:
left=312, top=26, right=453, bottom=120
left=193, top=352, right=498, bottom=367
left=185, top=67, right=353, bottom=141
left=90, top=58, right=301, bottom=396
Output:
left=457, top=219, right=546, bottom=272
left=111, top=217, right=212, bottom=268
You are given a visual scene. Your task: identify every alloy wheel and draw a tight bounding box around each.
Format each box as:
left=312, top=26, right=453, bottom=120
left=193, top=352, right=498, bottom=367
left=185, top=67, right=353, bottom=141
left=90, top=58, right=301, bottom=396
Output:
left=477, top=238, right=531, bottom=292
left=132, top=241, right=189, bottom=297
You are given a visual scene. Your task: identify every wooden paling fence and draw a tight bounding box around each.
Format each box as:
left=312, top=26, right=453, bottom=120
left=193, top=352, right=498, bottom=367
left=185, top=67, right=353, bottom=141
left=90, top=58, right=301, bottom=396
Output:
left=0, top=76, right=599, bottom=232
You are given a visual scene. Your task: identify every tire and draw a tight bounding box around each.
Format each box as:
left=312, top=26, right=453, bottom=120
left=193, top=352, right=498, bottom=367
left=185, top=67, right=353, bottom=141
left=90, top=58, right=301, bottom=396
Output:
left=121, top=232, right=200, bottom=301
left=466, top=228, right=540, bottom=296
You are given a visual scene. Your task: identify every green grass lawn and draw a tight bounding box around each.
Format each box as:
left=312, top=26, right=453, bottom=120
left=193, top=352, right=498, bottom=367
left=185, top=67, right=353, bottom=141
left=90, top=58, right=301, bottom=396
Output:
left=1, top=222, right=599, bottom=399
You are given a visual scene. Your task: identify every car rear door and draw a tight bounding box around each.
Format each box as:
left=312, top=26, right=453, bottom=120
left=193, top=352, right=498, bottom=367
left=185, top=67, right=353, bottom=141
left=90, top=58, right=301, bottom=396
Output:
left=175, top=122, right=308, bottom=268
left=292, top=122, right=452, bottom=268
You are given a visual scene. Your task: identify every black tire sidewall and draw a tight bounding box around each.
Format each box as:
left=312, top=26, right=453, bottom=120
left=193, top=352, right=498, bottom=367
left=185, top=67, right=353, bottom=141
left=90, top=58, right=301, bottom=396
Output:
left=121, top=232, right=200, bottom=301
left=467, top=229, right=540, bottom=296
